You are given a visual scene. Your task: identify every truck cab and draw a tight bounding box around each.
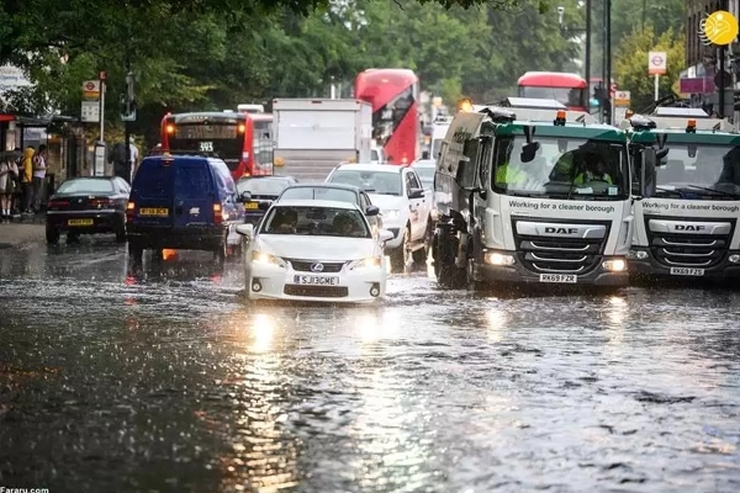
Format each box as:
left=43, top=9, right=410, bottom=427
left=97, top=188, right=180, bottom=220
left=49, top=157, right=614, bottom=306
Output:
left=432, top=100, right=632, bottom=290
left=623, top=110, right=740, bottom=281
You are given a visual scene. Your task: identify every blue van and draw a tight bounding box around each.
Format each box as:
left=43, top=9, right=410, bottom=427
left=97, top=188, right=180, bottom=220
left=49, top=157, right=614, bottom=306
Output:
left=126, top=154, right=247, bottom=265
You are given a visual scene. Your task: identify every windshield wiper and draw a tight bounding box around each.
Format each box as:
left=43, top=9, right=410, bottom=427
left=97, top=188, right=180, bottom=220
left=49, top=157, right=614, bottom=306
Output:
left=653, top=186, right=685, bottom=198
left=683, top=184, right=740, bottom=199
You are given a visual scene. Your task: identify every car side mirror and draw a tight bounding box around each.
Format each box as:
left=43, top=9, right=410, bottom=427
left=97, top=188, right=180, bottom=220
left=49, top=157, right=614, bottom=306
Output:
left=240, top=191, right=252, bottom=202
left=408, top=188, right=424, bottom=199
left=365, top=205, right=380, bottom=216
left=236, top=223, right=254, bottom=240
left=422, top=151, right=430, bottom=160
left=379, top=229, right=394, bottom=243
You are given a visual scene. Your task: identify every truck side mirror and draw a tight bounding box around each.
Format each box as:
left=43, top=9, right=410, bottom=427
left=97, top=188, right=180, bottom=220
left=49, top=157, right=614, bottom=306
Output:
left=641, top=148, right=657, bottom=198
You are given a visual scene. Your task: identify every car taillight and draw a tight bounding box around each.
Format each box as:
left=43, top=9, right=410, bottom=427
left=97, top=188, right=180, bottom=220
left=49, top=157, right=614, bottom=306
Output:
left=47, top=199, right=69, bottom=209
left=213, top=203, right=223, bottom=224
left=90, top=198, right=115, bottom=208
left=126, top=201, right=135, bottom=222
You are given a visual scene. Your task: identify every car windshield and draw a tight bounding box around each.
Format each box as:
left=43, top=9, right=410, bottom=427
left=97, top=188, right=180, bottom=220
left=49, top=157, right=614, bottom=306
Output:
left=644, top=143, right=740, bottom=199
left=236, top=177, right=292, bottom=196
left=412, top=164, right=435, bottom=188
left=329, top=169, right=401, bottom=195
left=261, top=206, right=371, bottom=238
left=280, top=187, right=359, bottom=205
left=492, top=136, right=629, bottom=201
left=57, top=179, right=114, bottom=194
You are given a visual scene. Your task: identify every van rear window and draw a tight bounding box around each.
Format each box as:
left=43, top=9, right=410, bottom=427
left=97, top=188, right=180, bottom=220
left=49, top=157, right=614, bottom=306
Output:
left=175, top=166, right=212, bottom=199
left=136, top=163, right=173, bottom=199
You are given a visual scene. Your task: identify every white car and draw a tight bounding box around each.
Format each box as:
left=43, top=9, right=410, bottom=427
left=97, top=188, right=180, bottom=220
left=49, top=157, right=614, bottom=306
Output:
left=235, top=199, right=393, bottom=303
left=325, top=163, right=432, bottom=272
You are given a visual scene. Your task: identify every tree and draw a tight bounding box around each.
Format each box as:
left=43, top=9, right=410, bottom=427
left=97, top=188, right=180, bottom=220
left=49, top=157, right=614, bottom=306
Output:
left=612, top=25, right=686, bottom=112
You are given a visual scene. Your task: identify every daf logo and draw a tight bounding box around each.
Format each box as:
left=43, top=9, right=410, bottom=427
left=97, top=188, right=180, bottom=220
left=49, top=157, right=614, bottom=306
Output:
left=545, top=227, right=579, bottom=235
left=310, top=262, right=324, bottom=272
left=674, top=224, right=706, bottom=232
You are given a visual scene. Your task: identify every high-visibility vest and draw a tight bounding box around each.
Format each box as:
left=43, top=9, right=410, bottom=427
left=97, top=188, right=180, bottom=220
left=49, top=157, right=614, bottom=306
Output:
left=495, top=164, right=528, bottom=185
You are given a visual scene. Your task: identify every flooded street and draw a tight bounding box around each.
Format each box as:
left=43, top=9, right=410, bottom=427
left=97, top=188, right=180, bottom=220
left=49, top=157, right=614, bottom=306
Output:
left=2, top=238, right=740, bottom=492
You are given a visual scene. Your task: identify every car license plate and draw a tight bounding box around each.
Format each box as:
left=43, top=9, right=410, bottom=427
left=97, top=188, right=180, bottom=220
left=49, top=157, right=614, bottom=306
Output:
left=245, top=202, right=259, bottom=210
left=293, top=275, right=339, bottom=286
left=67, top=218, right=93, bottom=226
left=139, top=208, right=169, bottom=216
left=670, top=267, right=705, bottom=277
left=539, top=274, right=577, bottom=283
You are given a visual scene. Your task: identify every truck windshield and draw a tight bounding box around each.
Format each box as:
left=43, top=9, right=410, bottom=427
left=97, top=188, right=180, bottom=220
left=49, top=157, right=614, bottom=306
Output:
left=492, top=136, right=629, bottom=201
left=645, top=143, right=740, bottom=199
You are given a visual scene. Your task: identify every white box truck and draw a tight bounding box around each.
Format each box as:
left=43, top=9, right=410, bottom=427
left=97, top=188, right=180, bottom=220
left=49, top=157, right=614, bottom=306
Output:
left=272, top=98, right=372, bottom=181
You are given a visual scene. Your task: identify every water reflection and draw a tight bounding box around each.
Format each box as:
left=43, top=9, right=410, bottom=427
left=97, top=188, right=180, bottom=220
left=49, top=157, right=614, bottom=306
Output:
left=485, top=306, right=509, bottom=344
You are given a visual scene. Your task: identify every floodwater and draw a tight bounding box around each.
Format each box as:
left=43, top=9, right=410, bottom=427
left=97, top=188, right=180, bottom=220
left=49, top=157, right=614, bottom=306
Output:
left=1, top=236, right=740, bottom=492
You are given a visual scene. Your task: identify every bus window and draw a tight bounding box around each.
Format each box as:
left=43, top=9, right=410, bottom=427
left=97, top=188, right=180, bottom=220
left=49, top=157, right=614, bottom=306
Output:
left=253, top=120, right=274, bottom=171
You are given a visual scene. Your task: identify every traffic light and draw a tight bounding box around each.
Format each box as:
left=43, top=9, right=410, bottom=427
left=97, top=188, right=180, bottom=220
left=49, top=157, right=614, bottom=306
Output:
left=121, top=72, right=137, bottom=122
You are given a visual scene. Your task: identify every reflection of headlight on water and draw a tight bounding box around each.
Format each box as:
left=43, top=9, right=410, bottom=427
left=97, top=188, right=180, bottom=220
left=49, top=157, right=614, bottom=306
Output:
left=250, top=313, right=275, bottom=353
left=485, top=307, right=509, bottom=343
left=605, top=295, right=628, bottom=335
left=357, top=311, right=401, bottom=343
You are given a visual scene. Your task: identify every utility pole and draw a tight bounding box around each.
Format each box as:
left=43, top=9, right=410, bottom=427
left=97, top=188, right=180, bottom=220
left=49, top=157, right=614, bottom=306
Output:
left=585, top=0, right=592, bottom=114
left=605, top=0, right=612, bottom=124
left=718, top=0, right=728, bottom=118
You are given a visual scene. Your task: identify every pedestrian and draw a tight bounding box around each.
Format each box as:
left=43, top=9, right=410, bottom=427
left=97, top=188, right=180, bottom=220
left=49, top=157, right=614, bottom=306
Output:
left=128, top=136, right=140, bottom=183
left=21, top=146, right=35, bottom=213
left=0, top=153, right=19, bottom=221
left=109, top=141, right=128, bottom=182
left=32, top=144, right=48, bottom=212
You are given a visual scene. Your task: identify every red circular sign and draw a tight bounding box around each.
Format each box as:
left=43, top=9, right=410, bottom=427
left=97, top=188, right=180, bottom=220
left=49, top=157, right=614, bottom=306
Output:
left=85, top=82, right=95, bottom=90
left=651, top=55, right=664, bottom=66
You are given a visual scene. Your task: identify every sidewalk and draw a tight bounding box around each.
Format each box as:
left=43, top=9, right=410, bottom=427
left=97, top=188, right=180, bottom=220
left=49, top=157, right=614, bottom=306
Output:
left=0, top=216, right=46, bottom=249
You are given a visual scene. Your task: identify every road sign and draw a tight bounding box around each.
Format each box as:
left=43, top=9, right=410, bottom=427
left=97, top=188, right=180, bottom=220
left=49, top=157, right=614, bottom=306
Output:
left=648, top=51, right=667, bottom=75
left=81, top=100, right=100, bottom=122
left=613, top=90, right=631, bottom=107
left=82, top=80, right=100, bottom=101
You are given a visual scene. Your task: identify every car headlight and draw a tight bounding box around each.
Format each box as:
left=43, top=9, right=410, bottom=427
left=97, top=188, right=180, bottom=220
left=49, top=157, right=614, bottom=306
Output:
left=382, top=209, right=401, bottom=220
left=251, top=251, right=286, bottom=268
left=349, top=256, right=382, bottom=270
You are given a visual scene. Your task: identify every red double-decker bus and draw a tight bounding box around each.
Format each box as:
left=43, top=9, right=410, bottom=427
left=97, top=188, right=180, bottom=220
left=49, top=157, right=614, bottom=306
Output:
left=160, top=111, right=274, bottom=180
left=355, top=68, right=420, bottom=165
left=517, top=71, right=588, bottom=112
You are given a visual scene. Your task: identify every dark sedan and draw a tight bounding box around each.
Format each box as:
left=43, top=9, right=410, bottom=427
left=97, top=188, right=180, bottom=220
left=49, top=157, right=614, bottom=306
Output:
left=235, top=175, right=297, bottom=225
left=45, top=176, right=130, bottom=244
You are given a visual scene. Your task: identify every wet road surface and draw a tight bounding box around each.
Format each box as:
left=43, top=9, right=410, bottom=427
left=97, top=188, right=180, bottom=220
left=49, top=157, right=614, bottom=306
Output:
left=1, top=235, right=740, bottom=492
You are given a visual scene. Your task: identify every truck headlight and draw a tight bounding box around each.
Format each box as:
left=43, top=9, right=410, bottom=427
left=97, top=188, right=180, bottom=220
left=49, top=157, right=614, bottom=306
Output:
left=602, top=259, right=627, bottom=272
left=382, top=209, right=401, bottom=220
left=252, top=251, right=286, bottom=268
left=484, top=252, right=515, bottom=266
left=626, top=250, right=648, bottom=260
left=349, top=256, right=382, bottom=270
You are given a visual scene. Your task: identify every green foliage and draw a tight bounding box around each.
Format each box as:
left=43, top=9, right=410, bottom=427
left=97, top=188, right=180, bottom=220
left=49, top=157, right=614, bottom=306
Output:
left=613, top=25, right=686, bottom=112
left=1, top=0, right=583, bottom=145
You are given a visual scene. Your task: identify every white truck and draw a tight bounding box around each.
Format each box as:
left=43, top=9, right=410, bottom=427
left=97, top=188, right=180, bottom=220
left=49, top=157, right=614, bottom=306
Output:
left=622, top=108, right=740, bottom=282
left=272, top=98, right=372, bottom=181
left=433, top=98, right=633, bottom=290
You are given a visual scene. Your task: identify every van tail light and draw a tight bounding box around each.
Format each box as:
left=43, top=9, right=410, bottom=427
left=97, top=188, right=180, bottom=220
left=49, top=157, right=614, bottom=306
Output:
left=126, top=201, right=135, bottom=222
left=213, top=203, right=224, bottom=224
left=47, top=199, right=70, bottom=210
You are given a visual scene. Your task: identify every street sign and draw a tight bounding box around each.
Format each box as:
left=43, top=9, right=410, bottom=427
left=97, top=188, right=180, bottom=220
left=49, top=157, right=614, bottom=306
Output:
left=82, top=80, right=100, bottom=101
left=81, top=100, right=100, bottom=122
left=613, top=90, right=631, bottom=106
left=648, top=51, right=667, bottom=75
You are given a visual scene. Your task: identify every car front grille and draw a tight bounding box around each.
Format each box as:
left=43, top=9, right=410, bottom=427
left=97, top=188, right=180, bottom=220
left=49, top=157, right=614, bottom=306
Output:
left=286, top=259, right=346, bottom=273
left=511, top=218, right=611, bottom=275
left=283, top=285, right=349, bottom=298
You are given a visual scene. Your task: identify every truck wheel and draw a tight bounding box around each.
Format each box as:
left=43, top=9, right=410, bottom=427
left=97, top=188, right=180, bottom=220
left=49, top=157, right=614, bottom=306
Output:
left=390, top=227, right=411, bottom=273
left=435, top=233, right=465, bottom=288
